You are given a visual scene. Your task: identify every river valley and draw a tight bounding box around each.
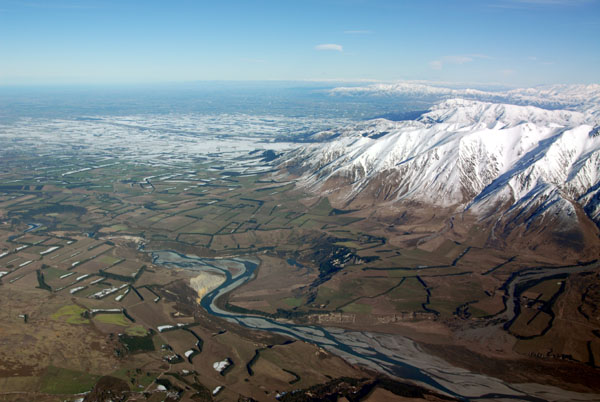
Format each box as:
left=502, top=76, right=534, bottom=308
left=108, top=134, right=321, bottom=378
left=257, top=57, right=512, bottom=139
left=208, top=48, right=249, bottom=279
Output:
left=151, top=250, right=600, bottom=402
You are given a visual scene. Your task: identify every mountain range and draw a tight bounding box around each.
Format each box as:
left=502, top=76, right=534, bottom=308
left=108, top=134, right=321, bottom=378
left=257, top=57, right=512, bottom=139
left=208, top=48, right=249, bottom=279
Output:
left=329, top=82, right=600, bottom=119
left=282, top=90, right=600, bottom=257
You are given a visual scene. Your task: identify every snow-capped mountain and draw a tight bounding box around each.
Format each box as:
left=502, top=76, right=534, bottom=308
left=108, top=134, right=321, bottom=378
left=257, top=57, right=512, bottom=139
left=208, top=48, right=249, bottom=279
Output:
left=329, top=82, right=493, bottom=99
left=330, top=82, right=600, bottom=120
left=282, top=98, right=600, bottom=245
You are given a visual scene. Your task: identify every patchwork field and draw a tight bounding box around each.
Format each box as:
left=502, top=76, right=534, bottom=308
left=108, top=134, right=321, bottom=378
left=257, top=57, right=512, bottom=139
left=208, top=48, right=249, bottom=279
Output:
left=0, top=149, right=599, bottom=401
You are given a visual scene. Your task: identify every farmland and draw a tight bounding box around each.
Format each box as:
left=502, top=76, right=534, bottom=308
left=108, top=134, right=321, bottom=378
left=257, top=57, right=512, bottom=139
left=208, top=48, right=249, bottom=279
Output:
left=0, top=147, right=449, bottom=401
left=0, top=130, right=599, bottom=401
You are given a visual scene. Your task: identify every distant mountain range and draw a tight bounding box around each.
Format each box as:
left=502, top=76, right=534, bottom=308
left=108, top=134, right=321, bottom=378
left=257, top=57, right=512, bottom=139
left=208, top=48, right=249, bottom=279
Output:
left=282, top=86, right=600, bottom=256
left=330, top=82, right=600, bottom=120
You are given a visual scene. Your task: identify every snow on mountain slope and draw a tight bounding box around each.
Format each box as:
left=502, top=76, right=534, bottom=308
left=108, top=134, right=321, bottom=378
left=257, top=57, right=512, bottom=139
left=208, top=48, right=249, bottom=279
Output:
left=505, top=84, right=600, bottom=118
left=329, top=81, right=492, bottom=99
left=284, top=99, right=600, bottom=232
left=330, top=82, right=600, bottom=120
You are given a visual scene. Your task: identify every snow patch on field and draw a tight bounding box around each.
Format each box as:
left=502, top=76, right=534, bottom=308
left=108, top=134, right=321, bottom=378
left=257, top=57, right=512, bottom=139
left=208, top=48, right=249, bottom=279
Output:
left=213, top=359, right=231, bottom=373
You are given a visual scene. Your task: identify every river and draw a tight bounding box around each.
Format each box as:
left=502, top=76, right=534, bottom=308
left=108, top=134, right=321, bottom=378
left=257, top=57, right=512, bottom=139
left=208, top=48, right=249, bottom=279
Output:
left=151, top=250, right=600, bottom=402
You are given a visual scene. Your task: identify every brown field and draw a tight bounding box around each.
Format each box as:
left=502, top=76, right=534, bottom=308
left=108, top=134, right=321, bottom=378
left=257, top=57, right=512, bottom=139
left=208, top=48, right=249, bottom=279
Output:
left=0, top=154, right=599, bottom=401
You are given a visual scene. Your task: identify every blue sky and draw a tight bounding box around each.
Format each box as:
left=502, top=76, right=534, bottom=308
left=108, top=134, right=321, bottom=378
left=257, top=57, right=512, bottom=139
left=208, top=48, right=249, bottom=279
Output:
left=1, top=0, right=599, bottom=86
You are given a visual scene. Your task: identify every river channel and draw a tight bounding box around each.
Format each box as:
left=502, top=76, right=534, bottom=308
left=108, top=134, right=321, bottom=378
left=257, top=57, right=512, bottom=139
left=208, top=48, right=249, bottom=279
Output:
left=151, top=250, right=600, bottom=402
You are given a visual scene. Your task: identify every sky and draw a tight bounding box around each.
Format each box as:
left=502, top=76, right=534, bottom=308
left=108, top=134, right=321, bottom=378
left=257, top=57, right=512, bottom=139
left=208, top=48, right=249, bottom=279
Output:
left=1, top=0, right=599, bottom=87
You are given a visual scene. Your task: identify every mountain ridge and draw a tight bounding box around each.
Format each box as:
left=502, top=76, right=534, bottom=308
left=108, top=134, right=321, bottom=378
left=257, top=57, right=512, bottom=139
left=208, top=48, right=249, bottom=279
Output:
left=330, top=82, right=600, bottom=120
left=281, top=97, right=600, bottom=255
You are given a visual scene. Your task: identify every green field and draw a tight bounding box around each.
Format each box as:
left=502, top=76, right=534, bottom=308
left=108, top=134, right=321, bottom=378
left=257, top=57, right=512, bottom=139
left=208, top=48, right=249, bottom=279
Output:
left=40, top=366, right=101, bottom=394
left=51, top=305, right=89, bottom=325
left=94, top=313, right=130, bottom=326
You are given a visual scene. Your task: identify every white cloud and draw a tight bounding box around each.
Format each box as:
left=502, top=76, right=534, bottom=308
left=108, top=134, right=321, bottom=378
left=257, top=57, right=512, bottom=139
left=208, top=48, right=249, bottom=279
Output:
left=429, top=60, right=443, bottom=70
left=445, top=56, right=474, bottom=64
left=429, top=54, right=490, bottom=70
left=315, top=44, right=343, bottom=52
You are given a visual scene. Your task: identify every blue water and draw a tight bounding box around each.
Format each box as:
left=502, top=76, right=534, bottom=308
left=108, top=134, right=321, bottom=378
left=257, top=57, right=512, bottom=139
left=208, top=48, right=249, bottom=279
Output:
left=152, top=250, right=465, bottom=400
